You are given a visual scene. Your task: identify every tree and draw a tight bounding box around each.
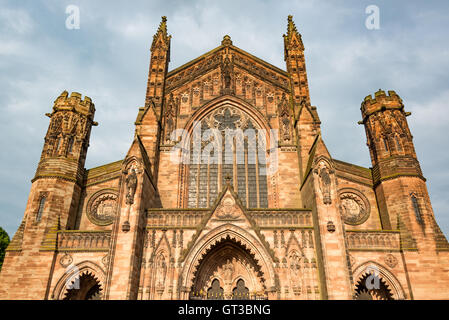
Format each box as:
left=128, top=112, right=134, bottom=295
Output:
left=0, top=227, right=10, bottom=271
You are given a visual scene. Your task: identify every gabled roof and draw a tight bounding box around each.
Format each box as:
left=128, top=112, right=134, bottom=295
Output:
left=166, top=37, right=289, bottom=79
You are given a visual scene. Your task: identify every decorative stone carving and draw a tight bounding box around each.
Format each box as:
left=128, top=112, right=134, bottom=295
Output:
left=87, top=190, right=118, bottom=226
left=338, top=189, right=370, bottom=225
left=122, top=221, right=130, bottom=232
left=155, top=252, right=168, bottom=295
left=314, top=160, right=333, bottom=205
left=289, top=251, right=301, bottom=276
left=125, top=168, right=138, bottom=205
left=327, top=221, right=336, bottom=233
left=278, top=93, right=291, bottom=143
left=102, top=254, right=110, bottom=267
left=216, top=194, right=240, bottom=220
left=164, top=94, right=177, bottom=143
left=59, top=253, right=73, bottom=268
left=223, top=259, right=234, bottom=283
left=384, top=254, right=398, bottom=268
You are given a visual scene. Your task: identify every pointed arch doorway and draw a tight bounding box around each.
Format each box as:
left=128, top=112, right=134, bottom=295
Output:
left=189, top=237, right=267, bottom=300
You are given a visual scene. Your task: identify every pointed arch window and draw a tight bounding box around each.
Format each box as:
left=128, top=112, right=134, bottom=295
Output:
left=67, top=137, right=74, bottom=154
left=232, top=279, right=250, bottom=300
left=36, top=196, right=46, bottom=222
left=383, top=137, right=389, bottom=151
left=206, top=279, right=224, bottom=300
left=186, top=106, right=269, bottom=208
left=394, top=135, right=402, bottom=152
left=411, top=194, right=423, bottom=223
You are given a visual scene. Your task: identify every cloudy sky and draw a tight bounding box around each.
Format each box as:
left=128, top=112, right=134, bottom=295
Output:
left=1, top=0, right=448, bottom=238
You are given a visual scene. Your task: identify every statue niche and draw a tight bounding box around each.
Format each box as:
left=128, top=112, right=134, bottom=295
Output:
left=125, top=168, right=138, bottom=205
left=314, top=161, right=333, bottom=205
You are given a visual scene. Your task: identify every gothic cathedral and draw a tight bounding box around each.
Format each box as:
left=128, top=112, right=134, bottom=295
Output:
left=1, top=16, right=449, bottom=300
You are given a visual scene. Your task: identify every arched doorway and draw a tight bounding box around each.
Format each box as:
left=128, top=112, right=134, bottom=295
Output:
left=189, top=237, right=267, bottom=300
left=63, top=271, right=102, bottom=300
left=352, top=262, right=406, bottom=300
left=354, top=272, right=394, bottom=300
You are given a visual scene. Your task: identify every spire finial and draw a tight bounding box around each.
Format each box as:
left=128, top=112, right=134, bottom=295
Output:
left=221, top=35, right=232, bottom=46
left=283, top=14, right=304, bottom=55
left=286, top=14, right=299, bottom=39
left=151, top=16, right=171, bottom=51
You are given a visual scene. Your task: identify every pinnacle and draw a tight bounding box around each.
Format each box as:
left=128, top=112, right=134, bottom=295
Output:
left=286, top=14, right=299, bottom=37
left=283, top=14, right=303, bottom=52
left=221, top=35, right=232, bottom=46
left=151, top=16, right=171, bottom=50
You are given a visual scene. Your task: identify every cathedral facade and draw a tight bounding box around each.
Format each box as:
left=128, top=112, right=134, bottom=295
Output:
left=1, top=16, right=449, bottom=300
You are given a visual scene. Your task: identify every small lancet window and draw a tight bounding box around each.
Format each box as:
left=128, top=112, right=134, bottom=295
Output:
left=67, top=137, right=74, bottom=154
left=395, top=135, right=402, bottom=152
left=411, top=194, right=423, bottom=223
left=56, top=138, right=62, bottom=152
left=36, top=196, right=46, bottom=222
left=383, top=137, right=389, bottom=151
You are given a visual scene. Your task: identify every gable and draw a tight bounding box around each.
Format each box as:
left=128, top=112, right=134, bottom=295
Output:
left=165, top=45, right=290, bottom=93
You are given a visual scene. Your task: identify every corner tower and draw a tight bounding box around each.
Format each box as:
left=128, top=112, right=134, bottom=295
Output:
left=33, top=91, right=97, bottom=230
left=361, top=89, right=447, bottom=251
left=0, top=91, right=96, bottom=299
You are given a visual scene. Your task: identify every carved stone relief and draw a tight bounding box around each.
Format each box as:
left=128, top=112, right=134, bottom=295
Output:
left=59, top=253, right=73, bottom=268
left=125, top=168, right=138, bottom=205
left=384, top=254, right=398, bottom=268
left=338, top=188, right=370, bottom=225
left=314, top=160, right=333, bottom=205
left=87, top=190, right=118, bottom=226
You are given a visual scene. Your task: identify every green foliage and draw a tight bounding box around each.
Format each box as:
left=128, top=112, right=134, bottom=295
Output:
left=0, top=227, right=10, bottom=271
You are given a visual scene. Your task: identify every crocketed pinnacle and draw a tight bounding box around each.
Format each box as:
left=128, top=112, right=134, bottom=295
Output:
left=283, top=15, right=304, bottom=50
left=286, top=15, right=298, bottom=41
left=151, top=16, right=171, bottom=50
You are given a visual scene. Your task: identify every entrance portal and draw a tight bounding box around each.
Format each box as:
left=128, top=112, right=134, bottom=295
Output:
left=189, top=237, right=267, bottom=300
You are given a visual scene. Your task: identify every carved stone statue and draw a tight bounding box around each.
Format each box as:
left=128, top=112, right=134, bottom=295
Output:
left=223, top=259, right=234, bottom=282
left=125, top=168, right=138, bottom=205
left=317, top=161, right=332, bottom=205
left=222, top=57, right=232, bottom=89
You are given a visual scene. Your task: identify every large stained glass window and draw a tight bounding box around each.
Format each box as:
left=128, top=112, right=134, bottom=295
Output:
left=186, top=106, right=268, bottom=208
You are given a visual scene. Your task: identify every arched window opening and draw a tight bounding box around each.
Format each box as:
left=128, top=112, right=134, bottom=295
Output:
left=395, top=135, right=402, bottom=152
left=56, top=137, right=62, bottom=153
left=232, top=279, right=250, bottom=300
left=383, top=137, right=389, bottom=151
left=186, top=106, right=268, bottom=208
left=206, top=279, right=224, bottom=300
left=36, top=196, right=46, bottom=222
left=67, top=137, right=74, bottom=154
left=411, top=194, right=423, bottom=223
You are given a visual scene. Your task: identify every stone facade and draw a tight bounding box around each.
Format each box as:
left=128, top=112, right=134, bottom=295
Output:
left=1, top=16, right=448, bottom=300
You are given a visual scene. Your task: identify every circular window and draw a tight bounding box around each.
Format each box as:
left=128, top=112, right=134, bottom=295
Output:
left=86, top=189, right=118, bottom=226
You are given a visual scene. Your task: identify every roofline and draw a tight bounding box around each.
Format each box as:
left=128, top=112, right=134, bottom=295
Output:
left=166, top=44, right=289, bottom=79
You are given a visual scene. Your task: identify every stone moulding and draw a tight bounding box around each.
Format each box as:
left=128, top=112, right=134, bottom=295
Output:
left=346, top=230, right=400, bottom=251
left=57, top=230, right=111, bottom=252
